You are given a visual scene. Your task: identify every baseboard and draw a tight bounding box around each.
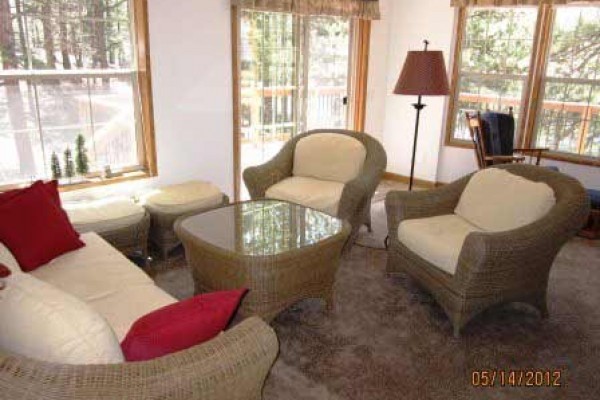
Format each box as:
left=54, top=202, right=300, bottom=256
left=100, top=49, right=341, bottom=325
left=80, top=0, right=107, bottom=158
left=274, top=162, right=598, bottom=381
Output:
left=382, top=172, right=444, bottom=189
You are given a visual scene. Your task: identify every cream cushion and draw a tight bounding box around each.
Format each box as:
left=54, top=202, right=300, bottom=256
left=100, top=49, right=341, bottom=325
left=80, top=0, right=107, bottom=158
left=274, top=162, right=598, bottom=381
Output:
left=87, top=285, right=177, bottom=340
left=32, top=233, right=177, bottom=340
left=64, top=197, right=146, bottom=234
left=293, top=133, right=366, bottom=184
left=144, top=181, right=224, bottom=214
left=455, top=168, right=556, bottom=232
left=266, top=176, right=344, bottom=216
left=0, top=242, right=21, bottom=275
left=398, top=214, right=482, bottom=275
left=31, top=233, right=154, bottom=302
left=0, top=273, right=124, bottom=365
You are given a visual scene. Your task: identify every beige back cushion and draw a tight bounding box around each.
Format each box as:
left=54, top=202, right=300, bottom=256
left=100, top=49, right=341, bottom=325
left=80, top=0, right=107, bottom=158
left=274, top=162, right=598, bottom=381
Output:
left=293, top=133, right=367, bottom=183
left=0, top=273, right=124, bottom=365
left=455, top=168, right=556, bottom=232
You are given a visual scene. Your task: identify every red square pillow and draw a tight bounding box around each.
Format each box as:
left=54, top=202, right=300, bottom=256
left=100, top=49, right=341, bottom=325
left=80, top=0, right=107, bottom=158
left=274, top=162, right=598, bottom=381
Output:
left=121, top=289, right=248, bottom=362
left=0, top=181, right=85, bottom=272
left=0, top=180, right=78, bottom=237
left=0, top=180, right=61, bottom=205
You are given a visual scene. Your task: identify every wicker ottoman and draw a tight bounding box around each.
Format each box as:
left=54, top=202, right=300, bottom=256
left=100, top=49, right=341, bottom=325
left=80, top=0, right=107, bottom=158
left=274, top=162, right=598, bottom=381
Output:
left=175, top=199, right=351, bottom=322
left=64, top=197, right=149, bottom=258
left=143, top=181, right=229, bottom=259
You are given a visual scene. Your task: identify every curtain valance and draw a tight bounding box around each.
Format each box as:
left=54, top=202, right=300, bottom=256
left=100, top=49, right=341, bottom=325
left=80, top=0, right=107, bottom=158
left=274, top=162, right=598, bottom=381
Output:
left=231, top=0, right=380, bottom=20
left=451, top=0, right=600, bottom=6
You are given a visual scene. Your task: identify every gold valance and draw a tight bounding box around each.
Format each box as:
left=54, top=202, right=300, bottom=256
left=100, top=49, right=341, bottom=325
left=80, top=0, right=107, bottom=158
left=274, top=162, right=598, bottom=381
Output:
left=231, top=0, right=380, bottom=20
left=450, top=0, right=600, bottom=6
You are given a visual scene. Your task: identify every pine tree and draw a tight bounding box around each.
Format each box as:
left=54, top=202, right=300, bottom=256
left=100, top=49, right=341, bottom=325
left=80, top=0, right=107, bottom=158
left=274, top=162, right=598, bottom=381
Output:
left=64, top=147, right=75, bottom=183
left=50, top=151, right=62, bottom=180
left=75, top=134, right=89, bottom=176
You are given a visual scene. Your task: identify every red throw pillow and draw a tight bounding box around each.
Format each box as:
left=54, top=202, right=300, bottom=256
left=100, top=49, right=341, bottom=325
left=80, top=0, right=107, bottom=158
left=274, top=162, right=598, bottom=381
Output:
left=0, top=181, right=85, bottom=272
left=121, top=289, right=248, bottom=362
left=0, top=180, right=61, bottom=205
left=0, top=180, right=78, bottom=237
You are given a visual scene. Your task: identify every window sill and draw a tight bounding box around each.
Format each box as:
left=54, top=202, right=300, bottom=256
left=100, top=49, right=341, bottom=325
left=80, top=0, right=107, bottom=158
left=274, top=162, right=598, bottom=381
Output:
left=0, top=170, right=155, bottom=194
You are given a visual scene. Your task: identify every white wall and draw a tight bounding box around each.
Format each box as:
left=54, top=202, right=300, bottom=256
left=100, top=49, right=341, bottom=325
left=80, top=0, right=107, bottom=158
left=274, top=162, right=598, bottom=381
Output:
left=364, top=0, right=392, bottom=142
left=378, top=0, right=455, bottom=182
left=63, top=0, right=234, bottom=201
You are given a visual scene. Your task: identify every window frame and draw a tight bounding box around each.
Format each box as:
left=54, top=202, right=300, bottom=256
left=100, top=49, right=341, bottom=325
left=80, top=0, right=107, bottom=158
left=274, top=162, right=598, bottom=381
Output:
left=0, top=0, right=158, bottom=192
left=445, top=4, right=600, bottom=167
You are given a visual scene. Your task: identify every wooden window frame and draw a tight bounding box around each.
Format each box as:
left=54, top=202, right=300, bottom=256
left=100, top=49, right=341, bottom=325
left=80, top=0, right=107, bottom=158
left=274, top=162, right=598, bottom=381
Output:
left=230, top=6, right=372, bottom=201
left=0, top=0, right=158, bottom=193
left=444, top=4, right=600, bottom=168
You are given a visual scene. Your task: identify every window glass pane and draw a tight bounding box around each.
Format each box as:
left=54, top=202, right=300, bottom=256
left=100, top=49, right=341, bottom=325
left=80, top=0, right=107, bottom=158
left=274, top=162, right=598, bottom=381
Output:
left=534, top=6, right=600, bottom=158
left=35, top=77, right=93, bottom=179
left=88, top=75, right=139, bottom=169
left=0, top=0, right=141, bottom=186
left=453, top=8, right=537, bottom=140
left=306, top=16, right=350, bottom=130
left=0, top=78, right=44, bottom=184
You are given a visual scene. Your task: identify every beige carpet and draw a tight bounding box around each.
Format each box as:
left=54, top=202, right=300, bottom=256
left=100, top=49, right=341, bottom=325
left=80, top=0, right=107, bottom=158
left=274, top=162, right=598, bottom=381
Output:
left=150, top=200, right=600, bottom=400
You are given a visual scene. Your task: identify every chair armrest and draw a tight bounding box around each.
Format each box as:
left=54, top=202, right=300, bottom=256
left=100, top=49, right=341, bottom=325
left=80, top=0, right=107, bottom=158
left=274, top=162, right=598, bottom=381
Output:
left=0, top=317, right=279, bottom=400
left=338, top=169, right=382, bottom=222
left=484, top=155, right=525, bottom=164
left=513, top=147, right=549, bottom=153
left=243, top=141, right=295, bottom=199
left=454, top=193, right=590, bottom=295
left=385, top=176, right=470, bottom=239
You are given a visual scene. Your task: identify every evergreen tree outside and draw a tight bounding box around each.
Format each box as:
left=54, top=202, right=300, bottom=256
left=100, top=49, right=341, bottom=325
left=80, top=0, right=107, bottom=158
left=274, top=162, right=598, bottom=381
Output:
left=50, top=152, right=62, bottom=181
left=64, top=147, right=75, bottom=183
left=75, top=134, right=90, bottom=176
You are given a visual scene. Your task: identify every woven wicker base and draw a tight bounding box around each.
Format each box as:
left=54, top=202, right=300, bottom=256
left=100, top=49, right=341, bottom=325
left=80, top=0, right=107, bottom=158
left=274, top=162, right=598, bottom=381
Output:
left=176, top=202, right=351, bottom=322
left=92, top=212, right=150, bottom=260
left=147, top=195, right=229, bottom=260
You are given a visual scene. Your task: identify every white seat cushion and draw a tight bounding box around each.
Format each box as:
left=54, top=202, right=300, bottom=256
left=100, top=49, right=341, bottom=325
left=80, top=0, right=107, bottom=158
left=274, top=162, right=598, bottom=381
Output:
left=398, top=214, right=482, bottom=275
left=0, top=273, right=124, bottom=365
left=293, top=133, right=367, bottom=183
left=266, top=176, right=345, bottom=216
left=455, top=168, right=556, bottom=232
left=31, top=232, right=177, bottom=341
left=31, top=233, right=154, bottom=302
left=0, top=242, right=21, bottom=275
left=144, top=181, right=224, bottom=214
left=64, top=197, right=146, bottom=234
left=87, top=285, right=177, bottom=341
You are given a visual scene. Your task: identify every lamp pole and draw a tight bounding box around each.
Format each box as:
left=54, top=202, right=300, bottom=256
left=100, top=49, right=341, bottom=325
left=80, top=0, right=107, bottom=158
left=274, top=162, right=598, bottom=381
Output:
left=408, top=40, right=429, bottom=191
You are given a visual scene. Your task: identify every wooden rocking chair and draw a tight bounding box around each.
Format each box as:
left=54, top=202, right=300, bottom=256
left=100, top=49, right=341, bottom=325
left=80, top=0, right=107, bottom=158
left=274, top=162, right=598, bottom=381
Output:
left=465, top=109, right=548, bottom=169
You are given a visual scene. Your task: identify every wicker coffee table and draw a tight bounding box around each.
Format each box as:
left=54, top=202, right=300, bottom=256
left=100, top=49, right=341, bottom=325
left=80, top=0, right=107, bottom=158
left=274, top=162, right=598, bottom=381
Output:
left=175, top=199, right=351, bottom=321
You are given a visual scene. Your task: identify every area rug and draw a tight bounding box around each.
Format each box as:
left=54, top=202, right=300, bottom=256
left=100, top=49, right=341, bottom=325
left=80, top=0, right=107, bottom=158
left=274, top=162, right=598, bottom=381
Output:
left=151, top=202, right=600, bottom=400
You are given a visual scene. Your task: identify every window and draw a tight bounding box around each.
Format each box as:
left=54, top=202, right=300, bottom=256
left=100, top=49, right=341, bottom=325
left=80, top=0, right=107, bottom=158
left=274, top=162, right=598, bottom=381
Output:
left=0, top=0, right=155, bottom=188
left=533, top=6, right=600, bottom=159
left=234, top=8, right=365, bottom=199
left=446, top=4, right=600, bottom=165
left=449, top=8, right=538, bottom=141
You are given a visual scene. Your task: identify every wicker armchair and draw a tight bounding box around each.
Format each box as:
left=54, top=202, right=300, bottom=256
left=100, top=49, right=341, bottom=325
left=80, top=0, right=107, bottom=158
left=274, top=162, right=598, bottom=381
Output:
left=243, top=129, right=387, bottom=247
left=0, top=317, right=278, bottom=400
left=385, top=164, right=590, bottom=337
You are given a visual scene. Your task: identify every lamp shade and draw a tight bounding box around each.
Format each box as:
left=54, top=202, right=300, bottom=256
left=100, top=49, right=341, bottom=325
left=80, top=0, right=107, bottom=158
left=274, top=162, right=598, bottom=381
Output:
left=394, top=50, right=450, bottom=96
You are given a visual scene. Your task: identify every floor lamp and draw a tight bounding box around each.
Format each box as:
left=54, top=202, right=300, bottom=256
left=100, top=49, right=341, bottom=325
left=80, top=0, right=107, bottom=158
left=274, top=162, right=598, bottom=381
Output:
left=394, top=40, right=450, bottom=191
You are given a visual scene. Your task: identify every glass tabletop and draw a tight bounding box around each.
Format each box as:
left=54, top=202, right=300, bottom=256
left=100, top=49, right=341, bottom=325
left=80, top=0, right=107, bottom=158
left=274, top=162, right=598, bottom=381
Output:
left=179, top=200, right=345, bottom=256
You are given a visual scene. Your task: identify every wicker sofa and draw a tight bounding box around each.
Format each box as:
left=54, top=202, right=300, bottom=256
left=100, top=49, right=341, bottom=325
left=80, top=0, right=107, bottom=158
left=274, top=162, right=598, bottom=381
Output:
left=0, top=233, right=278, bottom=400
left=243, top=129, right=387, bottom=247
left=385, top=164, right=590, bottom=337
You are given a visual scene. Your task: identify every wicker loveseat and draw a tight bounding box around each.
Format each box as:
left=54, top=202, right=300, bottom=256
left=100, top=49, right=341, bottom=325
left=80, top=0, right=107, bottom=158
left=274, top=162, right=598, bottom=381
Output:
left=243, top=129, right=387, bottom=247
left=0, top=233, right=278, bottom=400
left=385, top=164, right=590, bottom=337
